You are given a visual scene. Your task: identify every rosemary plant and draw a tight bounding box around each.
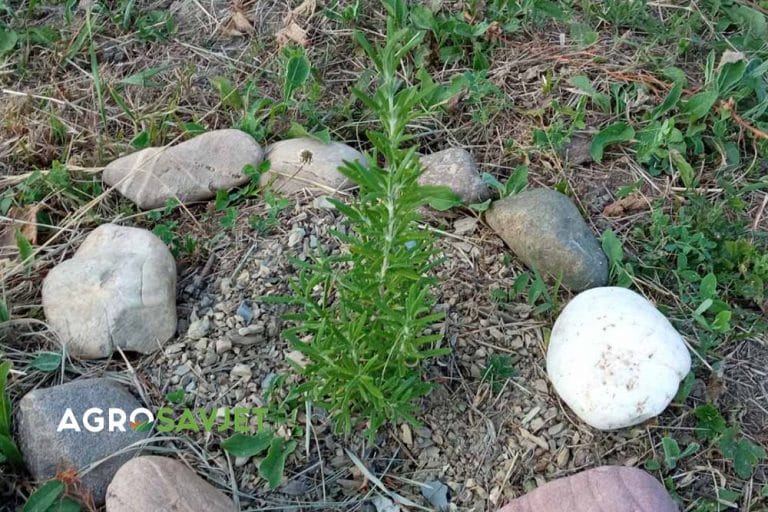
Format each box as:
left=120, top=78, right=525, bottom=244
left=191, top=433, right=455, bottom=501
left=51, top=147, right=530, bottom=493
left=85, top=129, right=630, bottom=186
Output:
left=278, top=3, right=457, bottom=438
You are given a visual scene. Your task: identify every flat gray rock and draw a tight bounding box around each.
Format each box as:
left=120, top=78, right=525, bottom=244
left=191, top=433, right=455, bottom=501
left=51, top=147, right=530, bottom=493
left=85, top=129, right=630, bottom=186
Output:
left=419, top=148, right=490, bottom=204
left=103, top=129, right=263, bottom=209
left=42, top=224, right=176, bottom=359
left=106, top=456, right=236, bottom=512
left=17, top=378, right=149, bottom=505
left=262, top=137, right=364, bottom=194
left=485, top=188, right=608, bottom=291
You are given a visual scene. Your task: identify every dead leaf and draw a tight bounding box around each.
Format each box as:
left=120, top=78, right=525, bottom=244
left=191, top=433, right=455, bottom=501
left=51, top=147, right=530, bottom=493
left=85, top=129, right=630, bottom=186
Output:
left=0, top=205, right=39, bottom=248
left=291, top=0, right=316, bottom=18
left=602, top=194, right=649, bottom=217
left=221, top=8, right=255, bottom=38
left=486, top=21, right=502, bottom=43
left=276, top=20, right=308, bottom=47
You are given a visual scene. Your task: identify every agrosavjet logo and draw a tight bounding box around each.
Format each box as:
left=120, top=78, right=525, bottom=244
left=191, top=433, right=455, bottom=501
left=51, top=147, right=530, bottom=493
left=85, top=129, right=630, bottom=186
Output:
left=57, top=406, right=268, bottom=433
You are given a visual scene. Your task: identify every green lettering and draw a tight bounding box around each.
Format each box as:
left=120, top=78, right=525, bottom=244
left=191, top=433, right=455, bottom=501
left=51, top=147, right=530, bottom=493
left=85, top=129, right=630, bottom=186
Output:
left=197, top=408, right=217, bottom=432
left=218, top=408, right=230, bottom=433
left=251, top=407, right=267, bottom=432
left=175, top=409, right=199, bottom=433
left=155, top=408, right=176, bottom=433
left=233, top=407, right=249, bottom=434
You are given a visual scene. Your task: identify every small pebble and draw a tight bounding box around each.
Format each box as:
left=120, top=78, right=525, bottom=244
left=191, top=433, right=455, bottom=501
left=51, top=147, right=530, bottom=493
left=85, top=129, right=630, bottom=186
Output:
left=236, top=301, right=254, bottom=324
left=215, top=339, right=232, bottom=354
left=187, top=317, right=211, bottom=339
left=230, top=364, right=252, bottom=379
left=288, top=227, right=305, bottom=247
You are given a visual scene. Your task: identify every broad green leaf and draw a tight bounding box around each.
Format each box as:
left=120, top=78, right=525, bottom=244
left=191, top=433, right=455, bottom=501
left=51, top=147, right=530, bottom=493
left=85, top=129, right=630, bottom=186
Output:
left=567, top=75, right=609, bottom=111
left=504, top=166, right=528, bottom=196
left=661, top=437, right=681, bottom=469
left=259, top=438, right=297, bottom=489
left=469, top=199, right=491, bottom=212
left=286, top=122, right=331, bottom=144
left=652, top=81, right=682, bottom=119
left=50, top=497, right=82, bottom=512
left=119, top=65, right=170, bottom=87
left=418, top=185, right=462, bottom=210
left=644, top=459, right=661, bottom=471
left=682, top=90, right=718, bottom=121
left=590, top=122, right=635, bottom=162
left=712, top=310, right=732, bottom=332
left=674, top=371, right=695, bottom=403
left=130, top=130, right=150, bottom=149
left=283, top=53, right=310, bottom=101
left=0, top=28, right=17, bottom=56
left=717, top=60, right=746, bottom=94
left=15, top=229, right=33, bottom=266
left=720, top=429, right=766, bottom=479
left=221, top=431, right=273, bottom=458
left=165, top=388, right=185, bottom=404
left=0, top=433, right=22, bottom=466
left=210, top=76, right=243, bottom=110
left=670, top=150, right=695, bottom=188
left=569, top=22, right=598, bottom=48
left=28, top=352, right=62, bottom=372
left=695, top=404, right=726, bottom=440
left=699, top=273, right=717, bottom=300
left=23, top=480, right=65, bottom=512
left=183, top=122, right=206, bottom=136
left=600, top=230, right=623, bottom=264
left=480, top=172, right=504, bottom=193
left=0, top=361, right=10, bottom=436
left=0, top=299, right=8, bottom=322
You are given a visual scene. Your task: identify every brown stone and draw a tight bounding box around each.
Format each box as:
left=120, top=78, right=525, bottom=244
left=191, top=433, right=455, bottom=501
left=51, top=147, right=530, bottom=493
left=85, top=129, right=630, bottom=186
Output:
left=497, top=466, right=678, bottom=512
left=106, top=456, right=235, bottom=512
left=103, top=129, right=263, bottom=210
left=418, top=148, right=490, bottom=204
left=262, top=138, right=364, bottom=194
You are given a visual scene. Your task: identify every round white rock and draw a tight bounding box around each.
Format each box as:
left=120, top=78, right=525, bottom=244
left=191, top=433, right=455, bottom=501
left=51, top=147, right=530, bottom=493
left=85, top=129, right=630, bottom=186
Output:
left=546, top=287, right=691, bottom=430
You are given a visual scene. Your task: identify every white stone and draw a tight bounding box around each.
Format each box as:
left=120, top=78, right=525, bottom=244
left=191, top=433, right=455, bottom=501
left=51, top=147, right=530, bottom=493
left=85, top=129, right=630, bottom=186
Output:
left=262, top=138, right=365, bottom=194
left=42, top=224, right=177, bottom=359
left=546, top=287, right=691, bottom=430
left=103, top=129, right=264, bottom=210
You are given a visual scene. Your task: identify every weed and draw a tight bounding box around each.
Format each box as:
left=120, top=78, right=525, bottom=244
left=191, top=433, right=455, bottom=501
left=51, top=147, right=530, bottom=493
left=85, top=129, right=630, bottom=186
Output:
left=481, top=355, right=517, bottom=393
left=222, top=430, right=297, bottom=489
left=491, top=270, right=558, bottom=317
left=695, top=404, right=766, bottom=479
left=0, top=361, right=22, bottom=467
left=267, top=0, right=457, bottom=439
left=147, top=200, right=198, bottom=257
left=249, top=191, right=290, bottom=235
left=630, top=195, right=767, bottom=354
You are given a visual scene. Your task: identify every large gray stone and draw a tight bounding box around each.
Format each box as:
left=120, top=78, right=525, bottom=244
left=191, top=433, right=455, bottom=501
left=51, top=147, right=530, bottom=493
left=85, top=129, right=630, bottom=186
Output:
left=497, top=466, right=678, bottom=512
left=17, top=378, right=149, bottom=505
left=43, top=224, right=176, bottom=359
left=103, top=129, right=263, bottom=209
left=485, top=188, right=608, bottom=291
left=418, top=148, right=490, bottom=204
left=262, top=137, right=364, bottom=194
left=106, top=456, right=236, bottom=512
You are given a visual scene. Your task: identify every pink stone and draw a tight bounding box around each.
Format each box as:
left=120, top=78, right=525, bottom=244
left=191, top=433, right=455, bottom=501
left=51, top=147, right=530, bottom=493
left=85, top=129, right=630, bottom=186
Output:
left=497, top=466, right=678, bottom=512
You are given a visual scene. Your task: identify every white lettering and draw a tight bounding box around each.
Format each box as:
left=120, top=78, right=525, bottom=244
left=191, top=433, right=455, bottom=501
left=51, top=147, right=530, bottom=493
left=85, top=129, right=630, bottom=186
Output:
left=56, top=408, right=81, bottom=432
left=83, top=407, right=104, bottom=432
